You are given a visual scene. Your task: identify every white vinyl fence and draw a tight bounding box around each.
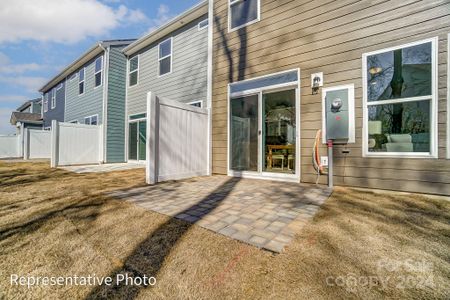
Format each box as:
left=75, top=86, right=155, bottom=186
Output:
left=0, top=135, right=21, bottom=158
left=51, top=121, right=103, bottom=167
left=146, top=92, right=209, bottom=184
left=24, top=129, right=51, bottom=159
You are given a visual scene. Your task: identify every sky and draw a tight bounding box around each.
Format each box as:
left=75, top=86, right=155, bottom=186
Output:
left=0, top=0, right=200, bottom=134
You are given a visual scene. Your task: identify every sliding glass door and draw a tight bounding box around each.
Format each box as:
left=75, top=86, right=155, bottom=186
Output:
left=263, top=89, right=296, bottom=174
left=229, top=88, right=298, bottom=178
left=128, top=120, right=146, bottom=161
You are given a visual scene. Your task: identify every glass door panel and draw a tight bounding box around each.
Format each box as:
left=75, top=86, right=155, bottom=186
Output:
left=138, top=120, right=147, bottom=161
left=128, top=122, right=138, bottom=160
left=230, top=95, right=259, bottom=171
left=262, top=89, right=296, bottom=174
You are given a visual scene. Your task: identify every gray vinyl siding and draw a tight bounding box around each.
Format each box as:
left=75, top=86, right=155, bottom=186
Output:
left=106, top=45, right=127, bottom=163
left=43, top=82, right=65, bottom=128
left=65, top=54, right=104, bottom=124
left=127, top=15, right=208, bottom=116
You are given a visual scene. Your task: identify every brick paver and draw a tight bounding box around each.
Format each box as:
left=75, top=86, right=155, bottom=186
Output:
left=109, top=175, right=331, bottom=253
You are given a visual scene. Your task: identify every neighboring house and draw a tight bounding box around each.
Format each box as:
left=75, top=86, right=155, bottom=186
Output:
left=10, top=98, right=43, bottom=134
left=39, top=39, right=136, bottom=163
left=210, top=0, right=450, bottom=195
left=123, top=1, right=209, bottom=162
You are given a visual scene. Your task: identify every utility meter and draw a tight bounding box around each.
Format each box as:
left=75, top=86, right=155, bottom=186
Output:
left=322, top=85, right=355, bottom=144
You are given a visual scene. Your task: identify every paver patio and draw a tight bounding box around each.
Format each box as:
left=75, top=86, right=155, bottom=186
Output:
left=109, top=175, right=331, bottom=252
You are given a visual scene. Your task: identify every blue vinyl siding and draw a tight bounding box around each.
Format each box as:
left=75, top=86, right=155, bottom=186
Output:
left=43, top=82, right=65, bottom=128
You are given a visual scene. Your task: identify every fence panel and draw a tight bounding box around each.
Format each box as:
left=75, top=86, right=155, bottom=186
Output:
left=146, top=92, right=209, bottom=184
left=26, top=130, right=51, bottom=159
left=0, top=135, right=20, bottom=158
left=51, top=121, right=103, bottom=167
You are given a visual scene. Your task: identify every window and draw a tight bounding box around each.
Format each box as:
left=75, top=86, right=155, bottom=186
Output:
left=69, top=73, right=77, bottom=81
left=158, top=38, right=172, bottom=76
left=44, top=93, right=49, bottom=112
left=79, top=68, right=85, bottom=95
left=363, top=38, right=437, bottom=157
left=84, top=115, right=98, bottom=125
left=51, top=88, right=56, bottom=109
left=129, top=56, right=139, bottom=86
left=198, top=19, right=209, bottom=30
left=188, top=101, right=202, bottom=108
left=95, top=56, right=103, bottom=88
left=56, top=83, right=63, bottom=90
left=229, top=0, right=260, bottom=31
left=69, top=120, right=78, bottom=124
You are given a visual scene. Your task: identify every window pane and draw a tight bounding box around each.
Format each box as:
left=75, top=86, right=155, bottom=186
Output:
left=91, top=116, right=98, bottom=125
left=129, top=71, right=138, bottom=86
left=130, top=56, right=138, bottom=72
left=263, top=89, right=296, bottom=173
left=95, top=57, right=103, bottom=72
left=190, top=102, right=202, bottom=107
left=230, top=0, right=258, bottom=29
left=230, top=95, right=259, bottom=171
left=367, top=42, right=432, bottom=102
left=84, top=118, right=90, bottom=125
left=159, top=57, right=171, bottom=75
left=79, top=82, right=84, bottom=94
left=199, top=19, right=209, bottom=29
left=159, top=39, right=171, bottom=58
left=95, top=72, right=102, bottom=87
left=230, top=70, right=298, bottom=94
left=79, top=69, right=84, bottom=81
left=368, top=100, right=431, bottom=153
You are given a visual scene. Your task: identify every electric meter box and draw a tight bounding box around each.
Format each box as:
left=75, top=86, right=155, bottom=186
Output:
left=322, top=84, right=355, bottom=144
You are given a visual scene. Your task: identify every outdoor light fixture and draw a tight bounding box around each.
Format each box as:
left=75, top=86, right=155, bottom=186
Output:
left=311, top=72, right=323, bottom=95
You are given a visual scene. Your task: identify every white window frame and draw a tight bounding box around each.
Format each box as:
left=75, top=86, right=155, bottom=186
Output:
left=51, top=88, right=56, bottom=109
left=128, top=55, right=139, bottom=87
left=158, top=37, right=173, bottom=77
left=78, top=68, right=85, bottom=96
left=362, top=37, right=439, bottom=158
left=56, top=83, right=63, bottom=90
left=198, top=19, right=209, bottom=30
left=321, top=84, right=355, bottom=144
left=187, top=100, right=203, bottom=108
left=228, top=0, right=261, bottom=32
left=94, top=56, right=103, bottom=89
left=44, top=93, right=49, bottom=112
left=84, top=114, right=99, bottom=125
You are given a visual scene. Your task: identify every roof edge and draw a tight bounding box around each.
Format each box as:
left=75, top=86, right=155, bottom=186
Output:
left=123, top=1, right=208, bottom=56
left=39, top=39, right=136, bottom=93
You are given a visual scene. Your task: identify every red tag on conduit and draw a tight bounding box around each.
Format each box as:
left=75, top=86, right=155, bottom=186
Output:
left=335, top=116, right=341, bottom=121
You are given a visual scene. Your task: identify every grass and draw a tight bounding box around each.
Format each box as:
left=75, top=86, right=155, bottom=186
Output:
left=0, top=161, right=449, bottom=299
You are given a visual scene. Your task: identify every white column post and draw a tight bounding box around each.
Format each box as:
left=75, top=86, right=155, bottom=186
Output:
left=146, top=92, right=159, bottom=184
left=50, top=120, right=59, bottom=168
left=23, top=128, right=29, bottom=160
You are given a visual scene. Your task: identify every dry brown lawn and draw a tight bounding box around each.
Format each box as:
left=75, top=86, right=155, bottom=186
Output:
left=0, top=161, right=449, bottom=299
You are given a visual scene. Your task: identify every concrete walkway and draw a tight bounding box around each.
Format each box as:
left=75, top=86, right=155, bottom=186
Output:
left=110, top=176, right=331, bottom=253
left=62, top=163, right=145, bottom=173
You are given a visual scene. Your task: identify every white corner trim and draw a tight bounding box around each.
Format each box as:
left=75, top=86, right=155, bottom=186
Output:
left=447, top=33, right=450, bottom=159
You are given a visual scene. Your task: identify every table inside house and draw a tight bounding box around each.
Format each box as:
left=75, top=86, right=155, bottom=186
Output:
left=266, top=144, right=295, bottom=169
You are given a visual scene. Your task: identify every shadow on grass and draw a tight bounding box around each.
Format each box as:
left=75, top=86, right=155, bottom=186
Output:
left=85, top=177, right=241, bottom=299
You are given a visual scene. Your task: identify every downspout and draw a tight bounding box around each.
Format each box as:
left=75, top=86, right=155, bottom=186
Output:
left=207, top=0, right=214, bottom=176
left=100, top=43, right=110, bottom=163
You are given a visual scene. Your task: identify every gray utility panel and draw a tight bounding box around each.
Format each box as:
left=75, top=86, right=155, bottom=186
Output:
left=325, top=88, right=350, bottom=142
